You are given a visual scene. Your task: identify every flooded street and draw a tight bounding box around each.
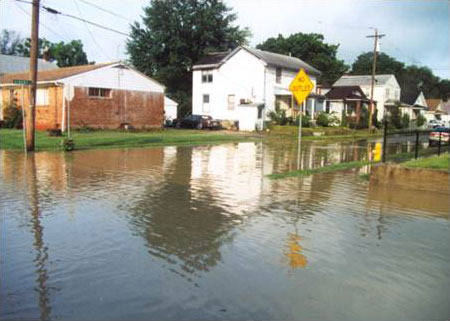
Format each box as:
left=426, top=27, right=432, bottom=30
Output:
left=1, top=140, right=449, bottom=320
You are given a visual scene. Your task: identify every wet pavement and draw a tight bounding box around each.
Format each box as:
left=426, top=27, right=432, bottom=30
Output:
left=1, top=140, right=449, bottom=320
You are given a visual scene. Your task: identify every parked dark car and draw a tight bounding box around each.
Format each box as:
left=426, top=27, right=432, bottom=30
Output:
left=428, top=127, right=450, bottom=146
left=175, top=114, right=221, bottom=130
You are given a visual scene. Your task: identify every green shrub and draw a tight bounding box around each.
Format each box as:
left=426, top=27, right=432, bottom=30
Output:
left=61, top=138, right=75, bottom=151
left=416, top=114, right=426, bottom=127
left=301, top=114, right=310, bottom=127
left=401, top=113, right=410, bottom=129
left=2, top=104, right=23, bottom=129
left=268, top=107, right=288, bottom=125
left=341, top=109, right=348, bottom=127
left=328, top=112, right=341, bottom=127
left=316, top=112, right=329, bottom=127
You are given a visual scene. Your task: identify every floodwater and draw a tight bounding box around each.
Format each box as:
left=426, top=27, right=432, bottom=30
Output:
left=1, top=139, right=449, bottom=321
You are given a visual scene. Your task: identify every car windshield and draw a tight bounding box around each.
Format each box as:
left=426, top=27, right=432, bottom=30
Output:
left=433, top=127, right=450, bottom=132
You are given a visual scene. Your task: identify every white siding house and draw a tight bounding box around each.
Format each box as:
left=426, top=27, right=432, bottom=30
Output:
left=192, top=46, right=321, bottom=130
left=164, top=96, right=178, bottom=122
left=333, top=74, right=401, bottom=121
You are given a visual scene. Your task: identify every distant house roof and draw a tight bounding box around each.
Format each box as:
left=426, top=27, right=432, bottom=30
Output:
left=325, top=86, right=369, bottom=101
left=193, top=46, right=321, bottom=76
left=333, top=74, right=394, bottom=87
left=0, top=54, right=58, bottom=75
left=425, top=98, right=443, bottom=111
left=193, top=51, right=230, bottom=67
left=401, top=91, right=420, bottom=105
left=442, top=101, right=450, bottom=114
left=0, top=62, right=115, bottom=84
left=164, top=96, right=178, bottom=107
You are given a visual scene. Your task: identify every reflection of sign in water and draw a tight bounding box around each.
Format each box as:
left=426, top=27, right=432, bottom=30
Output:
left=373, top=142, right=381, bottom=162
left=285, top=233, right=307, bottom=269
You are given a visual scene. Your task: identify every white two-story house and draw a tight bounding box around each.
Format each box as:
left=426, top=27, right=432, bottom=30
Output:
left=332, top=74, right=401, bottom=122
left=192, top=46, right=321, bottom=130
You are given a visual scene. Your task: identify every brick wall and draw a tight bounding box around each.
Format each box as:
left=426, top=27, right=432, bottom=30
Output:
left=70, top=87, right=164, bottom=129
left=1, top=85, right=164, bottom=130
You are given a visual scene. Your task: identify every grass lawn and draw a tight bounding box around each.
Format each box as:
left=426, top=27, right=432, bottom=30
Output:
left=268, top=160, right=375, bottom=180
left=0, top=128, right=262, bottom=151
left=401, top=153, right=449, bottom=172
left=268, top=125, right=381, bottom=141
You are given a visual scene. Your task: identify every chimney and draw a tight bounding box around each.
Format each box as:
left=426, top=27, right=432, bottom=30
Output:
left=43, top=46, right=50, bottom=62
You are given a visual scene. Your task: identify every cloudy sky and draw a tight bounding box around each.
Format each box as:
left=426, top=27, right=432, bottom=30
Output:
left=1, top=0, right=449, bottom=79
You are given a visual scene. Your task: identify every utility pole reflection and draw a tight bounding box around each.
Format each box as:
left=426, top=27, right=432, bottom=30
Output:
left=25, top=154, right=51, bottom=320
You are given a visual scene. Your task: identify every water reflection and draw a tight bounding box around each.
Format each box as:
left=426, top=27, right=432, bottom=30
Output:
left=25, top=154, right=52, bottom=320
left=1, top=138, right=449, bottom=320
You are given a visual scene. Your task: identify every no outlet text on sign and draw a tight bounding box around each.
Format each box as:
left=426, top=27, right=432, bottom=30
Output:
left=289, top=68, right=313, bottom=105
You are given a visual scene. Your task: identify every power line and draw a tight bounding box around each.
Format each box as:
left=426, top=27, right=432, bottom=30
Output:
left=79, top=0, right=132, bottom=22
left=15, top=0, right=130, bottom=37
left=15, top=1, right=65, bottom=39
left=73, top=0, right=111, bottom=61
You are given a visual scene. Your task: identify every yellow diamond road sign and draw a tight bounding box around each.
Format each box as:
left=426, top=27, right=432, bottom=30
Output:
left=289, top=68, right=314, bottom=105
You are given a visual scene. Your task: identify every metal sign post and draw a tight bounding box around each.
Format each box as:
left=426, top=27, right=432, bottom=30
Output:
left=289, top=69, right=314, bottom=171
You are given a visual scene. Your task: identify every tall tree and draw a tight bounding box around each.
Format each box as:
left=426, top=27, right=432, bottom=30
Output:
left=351, top=52, right=405, bottom=76
left=126, top=0, right=251, bottom=116
left=0, top=30, right=23, bottom=55
left=256, top=33, right=349, bottom=87
left=52, top=40, right=89, bottom=67
left=16, top=38, right=89, bottom=67
left=351, top=52, right=448, bottom=101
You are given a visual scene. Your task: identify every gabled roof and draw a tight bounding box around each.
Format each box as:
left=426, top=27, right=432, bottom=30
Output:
left=242, top=46, right=321, bottom=76
left=425, top=98, right=443, bottom=111
left=401, top=91, right=420, bottom=106
left=192, top=46, right=321, bottom=76
left=0, top=54, right=58, bottom=75
left=333, top=74, right=395, bottom=87
left=193, top=51, right=230, bottom=67
left=325, top=86, right=369, bottom=100
left=442, top=101, right=450, bottom=114
left=0, top=62, right=115, bottom=84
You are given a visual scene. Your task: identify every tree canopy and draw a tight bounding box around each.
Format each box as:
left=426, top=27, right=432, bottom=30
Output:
left=126, top=0, right=251, bottom=116
left=351, top=52, right=449, bottom=101
left=256, top=33, right=349, bottom=87
left=1, top=30, right=22, bottom=55
left=1, top=29, right=90, bottom=68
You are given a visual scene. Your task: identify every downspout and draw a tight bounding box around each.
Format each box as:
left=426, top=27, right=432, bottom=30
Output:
left=55, top=82, right=66, bottom=132
left=263, top=67, right=266, bottom=129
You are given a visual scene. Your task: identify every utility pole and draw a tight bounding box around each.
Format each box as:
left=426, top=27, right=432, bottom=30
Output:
left=27, top=0, right=40, bottom=151
left=366, top=28, right=385, bottom=132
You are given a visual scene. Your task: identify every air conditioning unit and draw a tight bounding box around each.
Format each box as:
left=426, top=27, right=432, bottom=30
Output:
left=240, top=98, right=252, bottom=105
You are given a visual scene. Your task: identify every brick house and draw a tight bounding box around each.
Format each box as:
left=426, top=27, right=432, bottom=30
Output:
left=0, top=62, right=165, bottom=130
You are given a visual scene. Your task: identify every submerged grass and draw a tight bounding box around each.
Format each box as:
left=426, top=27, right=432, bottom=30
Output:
left=401, top=153, right=449, bottom=172
left=0, top=129, right=261, bottom=151
left=268, top=160, right=375, bottom=180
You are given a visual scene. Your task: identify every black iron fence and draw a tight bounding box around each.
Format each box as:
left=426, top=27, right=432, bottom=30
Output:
left=382, top=125, right=450, bottom=163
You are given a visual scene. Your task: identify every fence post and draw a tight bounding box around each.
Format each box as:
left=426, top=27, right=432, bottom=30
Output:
left=438, top=131, right=442, bottom=156
left=415, top=130, right=419, bottom=159
left=382, top=120, right=388, bottom=162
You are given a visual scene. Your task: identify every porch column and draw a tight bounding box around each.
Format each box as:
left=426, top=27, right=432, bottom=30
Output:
left=355, top=100, right=361, bottom=124
left=311, top=98, right=316, bottom=120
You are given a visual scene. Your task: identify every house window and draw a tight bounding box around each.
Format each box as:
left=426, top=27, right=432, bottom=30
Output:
left=276, top=67, right=282, bottom=83
left=385, top=88, right=390, bottom=98
left=36, top=88, right=49, bottom=106
left=88, top=87, right=111, bottom=98
left=227, top=94, right=235, bottom=110
left=202, top=94, right=210, bottom=113
left=325, top=101, right=331, bottom=113
left=201, top=70, right=213, bottom=83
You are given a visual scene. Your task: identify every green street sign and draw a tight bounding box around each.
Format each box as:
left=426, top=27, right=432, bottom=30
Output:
left=13, top=79, right=32, bottom=85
